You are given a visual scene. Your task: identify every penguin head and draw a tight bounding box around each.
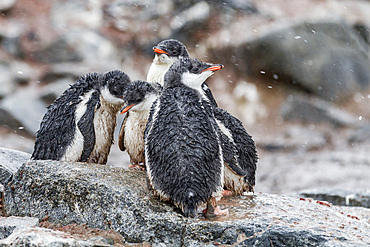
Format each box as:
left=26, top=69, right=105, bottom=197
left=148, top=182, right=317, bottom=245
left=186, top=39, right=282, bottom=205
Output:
left=152, top=39, right=189, bottom=65
left=120, top=80, right=162, bottom=114
left=99, top=70, right=131, bottom=105
left=164, top=58, right=224, bottom=89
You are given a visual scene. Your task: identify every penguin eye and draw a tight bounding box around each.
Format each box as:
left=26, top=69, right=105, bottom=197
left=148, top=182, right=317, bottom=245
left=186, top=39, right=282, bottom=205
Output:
left=191, top=67, right=199, bottom=73
left=172, top=51, right=178, bottom=56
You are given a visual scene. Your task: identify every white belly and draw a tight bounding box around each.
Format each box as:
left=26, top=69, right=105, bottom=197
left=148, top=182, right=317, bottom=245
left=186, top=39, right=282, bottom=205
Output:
left=124, top=110, right=149, bottom=164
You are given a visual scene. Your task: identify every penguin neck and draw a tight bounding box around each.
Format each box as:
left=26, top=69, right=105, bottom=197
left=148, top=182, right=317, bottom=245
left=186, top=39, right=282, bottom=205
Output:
left=147, top=54, right=178, bottom=85
left=147, top=62, right=172, bottom=86
left=127, top=94, right=157, bottom=120
left=100, top=87, right=124, bottom=113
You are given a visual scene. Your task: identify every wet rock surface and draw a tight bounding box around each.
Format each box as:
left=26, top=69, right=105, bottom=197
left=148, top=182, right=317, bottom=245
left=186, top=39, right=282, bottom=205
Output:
left=0, top=216, right=38, bottom=240
left=0, top=148, right=30, bottom=184
left=2, top=160, right=369, bottom=246
left=299, top=189, right=370, bottom=209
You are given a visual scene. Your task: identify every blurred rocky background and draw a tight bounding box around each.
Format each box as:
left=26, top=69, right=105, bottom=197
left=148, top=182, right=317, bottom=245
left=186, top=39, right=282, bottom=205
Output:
left=0, top=0, right=369, bottom=197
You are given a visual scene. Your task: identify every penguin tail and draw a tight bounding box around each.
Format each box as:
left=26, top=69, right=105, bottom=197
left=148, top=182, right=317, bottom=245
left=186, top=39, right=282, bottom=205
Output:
left=182, top=191, right=197, bottom=217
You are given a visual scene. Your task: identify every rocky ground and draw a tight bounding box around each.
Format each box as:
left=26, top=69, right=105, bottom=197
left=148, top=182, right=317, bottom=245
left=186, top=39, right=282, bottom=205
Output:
left=0, top=0, right=370, bottom=246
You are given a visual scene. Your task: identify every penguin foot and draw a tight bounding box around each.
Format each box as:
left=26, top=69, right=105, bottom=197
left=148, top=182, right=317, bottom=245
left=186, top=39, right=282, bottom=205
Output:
left=128, top=164, right=145, bottom=170
left=204, top=198, right=229, bottom=218
left=222, top=190, right=233, bottom=196
left=214, top=206, right=229, bottom=216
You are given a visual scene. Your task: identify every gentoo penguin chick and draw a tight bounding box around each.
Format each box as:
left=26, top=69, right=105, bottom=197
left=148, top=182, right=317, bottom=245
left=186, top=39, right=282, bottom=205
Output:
left=146, top=39, right=218, bottom=107
left=118, top=81, right=162, bottom=169
left=214, top=107, right=258, bottom=195
left=145, top=58, right=227, bottom=217
left=146, top=39, right=189, bottom=84
left=31, top=70, right=131, bottom=164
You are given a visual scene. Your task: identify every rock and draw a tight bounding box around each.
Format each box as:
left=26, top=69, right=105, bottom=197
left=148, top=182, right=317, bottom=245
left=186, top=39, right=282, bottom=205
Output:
left=348, top=125, right=370, bottom=144
left=0, top=148, right=30, bottom=185
left=0, top=216, right=39, bottom=240
left=279, top=94, right=362, bottom=127
left=39, top=77, right=74, bottom=105
left=4, top=160, right=370, bottom=246
left=0, top=87, right=47, bottom=136
left=32, top=38, right=82, bottom=64
left=231, top=80, right=267, bottom=125
left=208, top=21, right=370, bottom=101
left=10, top=61, right=37, bottom=85
left=299, top=189, right=370, bottom=208
left=32, top=30, right=120, bottom=67
left=0, top=225, right=125, bottom=246
left=256, top=146, right=370, bottom=194
left=170, top=1, right=211, bottom=40
left=219, top=0, right=257, bottom=13
left=0, top=0, right=16, bottom=11
left=0, top=63, right=15, bottom=100
left=258, top=125, right=328, bottom=152
left=50, top=0, right=104, bottom=30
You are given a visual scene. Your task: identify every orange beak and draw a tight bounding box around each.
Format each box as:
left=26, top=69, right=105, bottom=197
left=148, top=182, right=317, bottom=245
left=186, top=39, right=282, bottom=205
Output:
left=153, top=47, right=169, bottom=55
left=120, top=104, right=135, bottom=114
left=202, top=64, right=224, bottom=72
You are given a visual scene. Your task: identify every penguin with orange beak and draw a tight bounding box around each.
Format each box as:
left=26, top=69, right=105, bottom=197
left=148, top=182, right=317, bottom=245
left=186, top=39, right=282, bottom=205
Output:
left=144, top=58, right=228, bottom=217
left=118, top=81, right=162, bottom=168
left=146, top=39, right=218, bottom=107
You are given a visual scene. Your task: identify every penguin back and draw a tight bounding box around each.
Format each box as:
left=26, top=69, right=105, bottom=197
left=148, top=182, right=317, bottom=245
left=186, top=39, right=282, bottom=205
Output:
left=145, top=87, right=224, bottom=216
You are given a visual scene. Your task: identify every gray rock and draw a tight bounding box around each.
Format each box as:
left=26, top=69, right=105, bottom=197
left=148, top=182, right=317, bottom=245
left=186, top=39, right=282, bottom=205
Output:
left=299, top=189, right=370, bottom=208
left=256, top=146, right=370, bottom=195
left=348, top=125, right=370, bottom=144
left=0, top=88, right=47, bottom=136
left=5, top=160, right=370, bottom=246
left=39, top=77, right=74, bottom=105
left=32, top=30, right=119, bottom=66
left=0, top=63, right=15, bottom=99
left=258, top=125, right=328, bottom=152
left=0, top=227, right=84, bottom=246
left=33, top=38, right=82, bottom=64
left=10, top=61, right=38, bottom=86
left=50, top=0, right=104, bottom=31
left=0, top=148, right=30, bottom=185
left=212, top=21, right=370, bottom=101
left=279, top=94, right=361, bottom=127
left=0, top=216, right=39, bottom=240
left=0, top=0, right=16, bottom=11
left=170, top=1, right=211, bottom=39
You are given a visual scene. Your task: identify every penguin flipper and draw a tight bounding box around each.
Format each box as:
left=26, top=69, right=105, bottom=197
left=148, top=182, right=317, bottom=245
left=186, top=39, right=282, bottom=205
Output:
left=118, top=113, right=129, bottom=151
left=220, top=132, right=247, bottom=177
left=78, top=91, right=100, bottom=162
left=214, top=107, right=257, bottom=186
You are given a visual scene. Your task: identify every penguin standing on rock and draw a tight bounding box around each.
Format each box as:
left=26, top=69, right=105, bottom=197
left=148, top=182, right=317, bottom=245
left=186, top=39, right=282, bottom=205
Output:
left=31, top=70, right=131, bottom=164
left=118, top=81, right=162, bottom=168
left=145, top=58, right=227, bottom=217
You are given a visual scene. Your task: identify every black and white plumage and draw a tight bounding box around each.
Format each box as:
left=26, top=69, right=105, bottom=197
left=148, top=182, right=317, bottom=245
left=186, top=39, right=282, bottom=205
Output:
left=118, top=81, right=162, bottom=167
left=31, top=70, right=131, bottom=164
left=214, top=108, right=258, bottom=194
left=145, top=58, right=227, bottom=217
